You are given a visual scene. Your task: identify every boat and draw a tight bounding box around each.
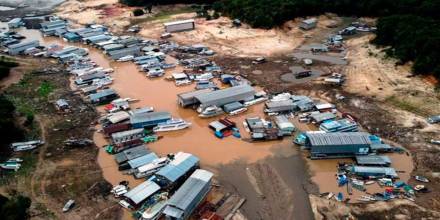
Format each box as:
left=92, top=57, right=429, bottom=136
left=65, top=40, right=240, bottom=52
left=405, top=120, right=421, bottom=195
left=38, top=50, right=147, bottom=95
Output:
left=63, top=199, right=75, bottom=212
left=0, top=162, right=21, bottom=171
left=140, top=193, right=169, bottom=220
left=326, top=192, right=334, bottom=200
left=13, top=144, right=38, bottom=152
left=414, top=175, right=429, bottom=183
left=365, top=180, right=375, bottom=185
left=198, top=106, right=224, bottom=118
left=228, top=107, right=248, bottom=116
left=134, top=157, right=169, bottom=179
left=335, top=192, right=343, bottom=202
left=242, top=121, right=250, bottom=133
left=152, top=119, right=191, bottom=132
left=7, top=158, right=23, bottom=163
left=175, top=79, right=192, bottom=86
left=117, top=55, right=134, bottom=62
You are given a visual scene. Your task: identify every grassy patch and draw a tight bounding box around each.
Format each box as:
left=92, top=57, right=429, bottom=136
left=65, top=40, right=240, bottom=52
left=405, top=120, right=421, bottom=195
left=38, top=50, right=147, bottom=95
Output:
left=130, top=6, right=195, bottom=25
left=38, top=81, right=54, bottom=98
left=385, top=95, right=429, bottom=116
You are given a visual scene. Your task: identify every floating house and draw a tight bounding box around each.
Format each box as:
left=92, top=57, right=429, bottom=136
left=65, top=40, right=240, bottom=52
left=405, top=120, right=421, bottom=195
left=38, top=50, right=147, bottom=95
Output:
left=112, top=128, right=145, bottom=145
left=274, top=115, right=295, bottom=135
left=63, top=32, right=80, bottom=42
left=114, top=145, right=150, bottom=164
left=154, top=152, right=199, bottom=187
left=130, top=111, right=171, bottom=129
left=309, top=112, right=336, bottom=124
left=108, top=46, right=142, bottom=60
left=355, top=155, right=391, bottom=167
left=319, top=118, right=358, bottom=132
left=351, top=166, right=398, bottom=179
left=194, top=85, right=255, bottom=109
left=305, top=132, right=372, bottom=159
left=265, top=100, right=295, bottom=113
left=7, top=40, right=39, bottom=55
left=8, top=18, right=24, bottom=29
left=88, top=88, right=119, bottom=104
left=163, top=169, right=213, bottom=220
left=124, top=180, right=161, bottom=207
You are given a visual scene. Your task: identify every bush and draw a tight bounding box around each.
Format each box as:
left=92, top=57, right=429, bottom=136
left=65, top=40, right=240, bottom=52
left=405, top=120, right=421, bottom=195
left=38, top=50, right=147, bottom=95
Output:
left=0, top=194, right=32, bottom=220
left=133, top=8, right=145, bottom=17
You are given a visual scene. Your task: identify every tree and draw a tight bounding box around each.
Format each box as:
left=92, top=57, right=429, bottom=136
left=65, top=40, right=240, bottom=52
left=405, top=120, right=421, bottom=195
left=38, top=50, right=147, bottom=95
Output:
left=132, top=8, right=145, bottom=17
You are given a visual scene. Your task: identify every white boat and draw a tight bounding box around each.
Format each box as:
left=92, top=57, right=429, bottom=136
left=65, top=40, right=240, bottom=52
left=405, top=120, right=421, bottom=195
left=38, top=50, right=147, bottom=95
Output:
left=175, top=79, right=192, bottom=86
left=228, top=107, right=248, bottom=116
left=153, top=119, right=191, bottom=132
left=0, top=163, right=21, bottom=171
left=135, top=157, right=169, bottom=179
left=63, top=199, right=75, bottom=212
left=7, top=158, right=23, bottom=163
left=117, top=55, right=134, bottom=62
left=140, top=193, right=168, bottom=220
left=198, top=106, right=224, bottom=118
left=13, top=144, right=38, bottom=152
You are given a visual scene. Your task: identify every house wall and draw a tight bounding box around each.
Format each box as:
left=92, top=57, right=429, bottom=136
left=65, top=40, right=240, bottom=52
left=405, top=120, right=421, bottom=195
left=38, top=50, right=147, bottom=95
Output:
left=165, top=22, right=195, bottom=33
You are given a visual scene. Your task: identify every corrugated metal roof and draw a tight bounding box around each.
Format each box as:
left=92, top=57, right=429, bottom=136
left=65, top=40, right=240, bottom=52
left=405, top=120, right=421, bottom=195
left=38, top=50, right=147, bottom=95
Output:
left=310, top=112, right=336, bottom=123
left=164, top=19, right=195, bottom=26
left=125, top=180, right=161, bottom=205
left=103, top=43, right=124, bottom=50
left=111, top=128, right=144, bottom=139
left=164, top=169, right=212, bottom=218
left=306, top=132, right=371, bottom=146
left=352, top=166, right=397, bottom=177
left=7, top=40, right=39, bottom=49
left=88, top=88, right=116, bottom=100
left=156, top=152, right=199, bottom=182
left=355, top=155, right=391, bottom=165
left=130, top=111, right=171, bottom=125
left=178, top=89, right=212, bottom=100
left=128, top=152, right=158, bottom=169
left=266, top=100, right=295, bottom=108
left=115, top=145, right=149, bottom=164
left=195, top=84, right=255, bottom=105
left=107, top=46, right=141, bottom=57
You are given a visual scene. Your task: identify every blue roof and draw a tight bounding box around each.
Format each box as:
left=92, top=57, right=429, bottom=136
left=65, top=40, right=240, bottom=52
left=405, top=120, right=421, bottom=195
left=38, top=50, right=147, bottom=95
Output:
left=128, top=152, right=158, bottom=169
left=156, top=153, right=199, bottom=183
left=64, top=32, right=79, bottom=39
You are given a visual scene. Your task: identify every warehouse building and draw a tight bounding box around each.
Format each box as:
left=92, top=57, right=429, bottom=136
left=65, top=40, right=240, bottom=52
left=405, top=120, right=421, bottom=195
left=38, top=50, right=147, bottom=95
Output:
left=40, top=20, right=67, bottom=36
left=124, top=180, right=161, bottom=207
left=84, top=34, right=112, bottom=45
left=7, top=40, right=40, bottom=55
left=163, top=169, right=213, bottom=220
left=130, top=111, right=171, bottom=129
left=305, top=132, right=371, bottom=159
left=164, top=19, right=195, bottom=33
left=351, top=166, right=398, bottom=179
left=355, top=155, right=391, bottom=167
left=195, top=84, right=255, bottom=109
left=108, top=46, right=142, bottom=60
left=155, top=152, right=199, bottom=187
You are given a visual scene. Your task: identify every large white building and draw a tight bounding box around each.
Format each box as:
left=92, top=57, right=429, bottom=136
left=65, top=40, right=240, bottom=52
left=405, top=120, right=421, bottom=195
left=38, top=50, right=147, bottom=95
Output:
left=164, top=19, right=195, bottom=33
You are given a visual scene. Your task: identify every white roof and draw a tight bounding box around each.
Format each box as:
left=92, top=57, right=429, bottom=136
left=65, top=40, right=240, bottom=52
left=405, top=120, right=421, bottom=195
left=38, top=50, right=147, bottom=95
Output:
left=172, top=73, right=188, bottom=80
left=107, top=111, right=130, bottom=124
left=164, top=19, right=195, bottom=26
left=315, top=103, right=335, bottom=110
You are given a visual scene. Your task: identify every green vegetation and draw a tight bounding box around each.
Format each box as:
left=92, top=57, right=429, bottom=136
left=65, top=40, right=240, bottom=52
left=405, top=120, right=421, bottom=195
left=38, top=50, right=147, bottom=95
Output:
left=130, top=6, right=195, bottom=25
left=37, top=81, right=54, bottom=98
left=385, top=95, right=430, bottom=116
left=0, top=194, right=31, bottom=220
left=0, top=95, right=24, bottom=159
left=120, top=0, right=215, bottom=7
left=133, top=8, right=145, bottom=16
left=0, top=56, right=19, bottom=81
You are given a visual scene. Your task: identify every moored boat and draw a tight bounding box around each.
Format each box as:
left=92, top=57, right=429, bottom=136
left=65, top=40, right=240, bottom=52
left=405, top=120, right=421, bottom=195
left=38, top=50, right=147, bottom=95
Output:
left=152, top=119, right=191, bottom=132
left=198, top=106, right=224, bottom=118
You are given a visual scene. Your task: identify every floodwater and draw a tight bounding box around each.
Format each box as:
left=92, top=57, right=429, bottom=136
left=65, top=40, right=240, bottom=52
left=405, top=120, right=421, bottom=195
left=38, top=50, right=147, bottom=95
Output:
left=293, top=117, right=415, bottom=201
left=10, top=26, right=289, bottom=183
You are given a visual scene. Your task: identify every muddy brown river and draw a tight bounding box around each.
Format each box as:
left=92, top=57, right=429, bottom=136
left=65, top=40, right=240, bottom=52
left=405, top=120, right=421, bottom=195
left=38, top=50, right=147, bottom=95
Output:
left=4, top=24, right=414, bottom=219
